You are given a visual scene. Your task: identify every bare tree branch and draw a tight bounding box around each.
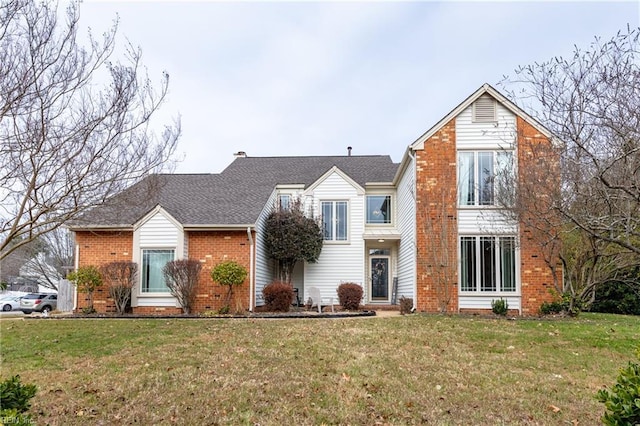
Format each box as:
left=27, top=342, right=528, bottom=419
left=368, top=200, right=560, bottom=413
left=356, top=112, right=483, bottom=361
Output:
left=0, top=0, right=181, bottom=260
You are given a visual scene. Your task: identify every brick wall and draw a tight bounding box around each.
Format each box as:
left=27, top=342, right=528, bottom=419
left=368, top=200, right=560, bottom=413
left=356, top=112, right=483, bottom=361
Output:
left=74, top=230, right=133, bottom=313
left=186, top=230, right=252, bottom=313
left=414, top=118, right=459, bottom=313
left=516, top=117, right=560, bottom=314
left=74, top=229, right=253, bottom=314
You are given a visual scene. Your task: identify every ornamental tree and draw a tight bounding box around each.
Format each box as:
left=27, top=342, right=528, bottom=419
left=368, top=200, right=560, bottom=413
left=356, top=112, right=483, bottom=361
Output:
left=68, top=265, right=102, bottom=313
left=211, top=260, right=247, bottom=312
left=264, top=198, right=323, bottom=283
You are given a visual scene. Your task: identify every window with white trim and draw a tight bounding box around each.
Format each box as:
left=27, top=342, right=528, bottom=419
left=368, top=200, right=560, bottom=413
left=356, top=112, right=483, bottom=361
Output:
left=141, top=249, right=175, bottom=293
left=460, top=236, right=516, bottom=293
left=278, top=194, right=290, bottom=211
left=366, top=195, right=392, bottom=224
left=321, top=201, right=348, bottom=241
left=458, top=151, right=513, bottom=206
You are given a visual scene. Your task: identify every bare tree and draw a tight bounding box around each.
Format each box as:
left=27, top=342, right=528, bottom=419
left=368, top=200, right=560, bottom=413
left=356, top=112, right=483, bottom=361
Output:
left=500, top=26, right=640, bottom=255
left=18, top=228, right=75, bottom=291
left=0, top=0, right=180, bottom=260
left=499, top=26, right=640, bottom=311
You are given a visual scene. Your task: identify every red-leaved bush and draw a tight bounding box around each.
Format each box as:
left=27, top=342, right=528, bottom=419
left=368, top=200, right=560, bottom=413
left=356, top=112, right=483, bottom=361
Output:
left=263, top=281, right=294, bottom=312
left=337, top=283, right=363, bottom=310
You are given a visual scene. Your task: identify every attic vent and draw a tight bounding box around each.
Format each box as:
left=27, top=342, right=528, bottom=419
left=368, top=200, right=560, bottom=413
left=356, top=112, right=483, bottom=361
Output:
left=473, top=96, right=496, bottom=122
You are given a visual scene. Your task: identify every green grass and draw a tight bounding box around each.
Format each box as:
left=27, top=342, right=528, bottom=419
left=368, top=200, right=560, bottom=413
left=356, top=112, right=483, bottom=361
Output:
left=1, top=313, right=638, bottom=425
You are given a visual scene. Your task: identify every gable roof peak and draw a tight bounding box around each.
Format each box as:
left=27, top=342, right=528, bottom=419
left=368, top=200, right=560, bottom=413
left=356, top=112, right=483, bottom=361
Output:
left=410, top=83, right=553, bottom=150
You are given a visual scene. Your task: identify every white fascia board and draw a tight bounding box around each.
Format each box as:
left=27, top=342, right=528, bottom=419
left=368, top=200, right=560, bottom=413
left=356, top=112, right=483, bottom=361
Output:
left=410, top=83, right=554, bottom=151
left=392, top=147, right=414, bottom=185
left=302, top=165, right=365, bottom=196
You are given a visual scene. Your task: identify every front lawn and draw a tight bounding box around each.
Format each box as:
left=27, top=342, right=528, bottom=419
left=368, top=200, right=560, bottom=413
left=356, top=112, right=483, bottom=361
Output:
left=1, top=313, right=638, bottom=425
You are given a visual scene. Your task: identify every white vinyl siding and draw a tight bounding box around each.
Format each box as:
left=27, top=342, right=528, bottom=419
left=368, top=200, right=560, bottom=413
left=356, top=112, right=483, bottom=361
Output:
left=396, top=157, right=416, bottom=300
left=458, top=209, right=518, bottom=234
left=305, top=171, right=364, bottom=302
left=133, top=209, right=181, bottom=307
left=457, top=95, right=517, bottom=150
left=254, top=190, right=278, bottom=305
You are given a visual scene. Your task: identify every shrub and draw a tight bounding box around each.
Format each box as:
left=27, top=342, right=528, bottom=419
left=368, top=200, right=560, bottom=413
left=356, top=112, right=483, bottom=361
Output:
left=337, top=283, right=363, bottom=310
left=68, top=265, right=102, bottom=313
left=0, top=375, right=37, bottom=413
left=262, top=282, right=293, bottom=312
left=597, top=347, right=640, bottom=426
left=100, top=261, right=137, bottom=315
left=399, top=296, right=413, bottom=315
left=591, top=281, right=640, bottom=315
left=491, top=298, right=508, bottom=316
left=540, top=300, right=564, bottom=315
left=163, top=259, right=202, bottom=314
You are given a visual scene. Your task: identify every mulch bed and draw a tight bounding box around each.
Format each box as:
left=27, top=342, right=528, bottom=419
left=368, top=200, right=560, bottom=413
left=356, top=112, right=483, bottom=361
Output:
left=25, top=310, right=377, bottom=320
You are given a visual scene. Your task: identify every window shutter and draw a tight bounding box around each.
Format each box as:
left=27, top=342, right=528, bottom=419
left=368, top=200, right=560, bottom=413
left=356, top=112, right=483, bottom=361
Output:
left=473, top=96, right=496, bottom=122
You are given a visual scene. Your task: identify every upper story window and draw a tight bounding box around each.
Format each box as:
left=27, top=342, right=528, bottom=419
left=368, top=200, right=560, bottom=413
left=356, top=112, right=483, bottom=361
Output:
left=458, top=151, right=513, bottom=206
left=366, top=195, right=392, bottom=224
left=141, top=249, right=175, bottom=293
left=460, top=236, right=516, bottom=293
left=321, top=201, right=348, bottom=241
left=278, top=194, right=291, bottom=211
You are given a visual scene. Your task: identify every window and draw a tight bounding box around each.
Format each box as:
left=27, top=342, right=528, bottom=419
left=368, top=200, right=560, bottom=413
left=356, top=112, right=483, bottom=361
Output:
left=321, top=201, right=348, bottom=241
left=278, top=194, right=290, bottom=211
left=458, top=151, right=513, bottom=206
left=366, top=195, right=391, bottom=224
left=460, top=236, right=516, bottom=293
left=141, top=249, right=174, bottom=293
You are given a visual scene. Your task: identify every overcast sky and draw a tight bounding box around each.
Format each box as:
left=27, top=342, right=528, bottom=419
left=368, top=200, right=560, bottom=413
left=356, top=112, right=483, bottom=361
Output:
left=78, top=1, right=640, bottom=174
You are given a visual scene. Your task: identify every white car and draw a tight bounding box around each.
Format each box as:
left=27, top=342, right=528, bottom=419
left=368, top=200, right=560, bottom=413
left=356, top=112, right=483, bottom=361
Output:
left=0, top=295, right=23, bottom=312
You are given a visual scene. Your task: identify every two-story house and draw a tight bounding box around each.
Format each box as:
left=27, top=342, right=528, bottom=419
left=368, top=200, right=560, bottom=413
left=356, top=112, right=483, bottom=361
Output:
left=69, top=84, right=558, bottom=315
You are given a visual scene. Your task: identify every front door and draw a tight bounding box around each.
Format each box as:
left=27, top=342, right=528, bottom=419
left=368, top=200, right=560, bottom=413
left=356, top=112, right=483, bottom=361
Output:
left=370, top=256, right=390, bottom=300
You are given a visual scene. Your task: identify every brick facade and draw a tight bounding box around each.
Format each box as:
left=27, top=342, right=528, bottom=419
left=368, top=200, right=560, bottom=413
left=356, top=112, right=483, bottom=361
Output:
left=72, top=229, right=253, bottom=314
left=74, top=231, right=134, bottom=313
left=516, top=117, right=559, bottom=314
left=186, top=230, right=252, bottom=313
left=414, top=118, right=459, bottom=313
left=413, top=114, right=559, bottom=316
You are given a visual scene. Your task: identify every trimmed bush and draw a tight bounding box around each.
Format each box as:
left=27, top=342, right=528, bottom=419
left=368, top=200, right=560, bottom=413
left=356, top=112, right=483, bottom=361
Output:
left=597, top=347, right=640, bottom=425
left=263, top=282, right=294, bottom=312
left=540, top=300, right=564, bottom=315
left=491, top=298, right=509, bottom=316
left=0, top=375, right=37, bottom=413
left=337, top=283, right=363, bottom=310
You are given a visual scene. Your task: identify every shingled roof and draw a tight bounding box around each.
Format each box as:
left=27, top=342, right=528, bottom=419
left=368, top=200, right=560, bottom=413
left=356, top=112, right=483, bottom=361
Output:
left=70, top=155, right=399, bottom=229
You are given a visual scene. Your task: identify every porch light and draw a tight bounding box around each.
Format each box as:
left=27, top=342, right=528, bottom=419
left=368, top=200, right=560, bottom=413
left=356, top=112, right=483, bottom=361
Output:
left=378, top=239, right=385, bottom=243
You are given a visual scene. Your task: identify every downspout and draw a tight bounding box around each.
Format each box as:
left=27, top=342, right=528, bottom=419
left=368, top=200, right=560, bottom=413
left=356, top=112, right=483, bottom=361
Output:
left=247, top=227, right=254, bottom=312
left=409, top=148, right=418, bottom=312
left=73, top=243, right=79, bottom=311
